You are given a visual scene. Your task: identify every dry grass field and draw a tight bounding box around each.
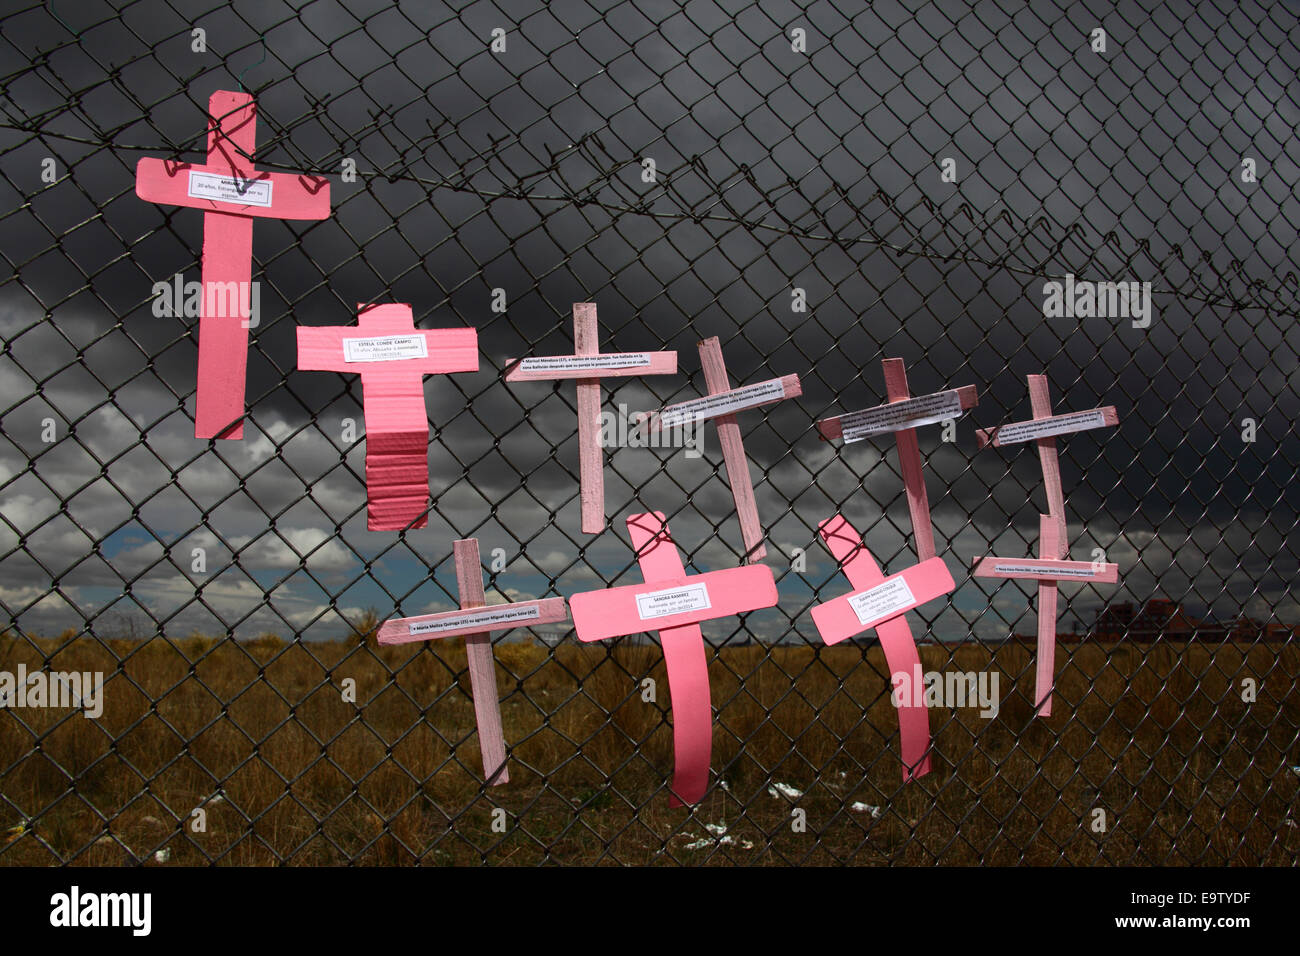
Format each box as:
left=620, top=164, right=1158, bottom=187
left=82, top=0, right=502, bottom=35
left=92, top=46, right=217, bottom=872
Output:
left=1, top=629, right=1296, bottom=865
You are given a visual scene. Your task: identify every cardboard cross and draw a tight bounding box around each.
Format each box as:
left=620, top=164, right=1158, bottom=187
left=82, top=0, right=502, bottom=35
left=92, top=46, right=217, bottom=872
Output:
left=811, top=515, right=955, bottom=780
left=970, top=374, right=1120, bottom=716
left=811, top=359, right=972, bottom=777
left=377, top=538, right=570, bottom=785
left=816, top=358, right=978, bottom=561
left=650, top=336, right=801, bottom=563
left=569, top=512, right=778, bottom=806
left=135, top=90, right=331, bottom=440
left=504, top=303, right=676, bottom=533
left=297, top=303, right=479, bottom=531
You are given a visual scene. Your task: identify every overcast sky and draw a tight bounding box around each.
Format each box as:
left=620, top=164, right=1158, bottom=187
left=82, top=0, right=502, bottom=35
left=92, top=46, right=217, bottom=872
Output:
left=1, top=0, right=1296, bottom=644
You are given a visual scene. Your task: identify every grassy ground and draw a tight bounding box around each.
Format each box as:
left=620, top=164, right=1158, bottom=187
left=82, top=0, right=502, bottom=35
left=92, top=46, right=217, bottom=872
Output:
left=0, top=631, right=1296, bottom=865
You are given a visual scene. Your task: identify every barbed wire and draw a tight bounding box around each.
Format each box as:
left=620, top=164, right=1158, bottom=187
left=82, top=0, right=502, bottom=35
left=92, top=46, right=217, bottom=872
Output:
left=5, top=116, right=1295, bottom=317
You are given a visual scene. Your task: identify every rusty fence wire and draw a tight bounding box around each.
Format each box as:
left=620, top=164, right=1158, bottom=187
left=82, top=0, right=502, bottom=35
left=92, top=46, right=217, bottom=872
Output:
left=0, top=0, right=1297, bottom=865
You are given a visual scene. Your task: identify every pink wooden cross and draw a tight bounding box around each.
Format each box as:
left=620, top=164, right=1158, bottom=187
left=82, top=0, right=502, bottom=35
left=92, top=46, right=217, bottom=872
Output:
left=296, top=303, right=479, bottom=531
left=377, top=538, right=570, bottom=785
left=817, top=358, right=978, bottom=561
left=569, top=512, right=778, bottom=806
left=650, top=336, right=801, bottom=563
left=504, top=303, right=676, bottom=533
left=810, top=515, right=955, bottom=780
left=971, top=374, right=1120, bottom=716
left=135, top=90, right=331, bottom=440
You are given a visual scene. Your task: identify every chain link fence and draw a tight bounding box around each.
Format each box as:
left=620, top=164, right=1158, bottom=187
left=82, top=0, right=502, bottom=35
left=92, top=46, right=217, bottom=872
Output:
left=1, top=0, right=1297, bottom=865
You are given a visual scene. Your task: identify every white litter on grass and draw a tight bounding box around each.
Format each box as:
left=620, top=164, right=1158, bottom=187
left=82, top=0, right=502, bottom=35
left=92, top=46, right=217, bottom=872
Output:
left=768, top=782, right=803, bottom=799
left=719, top=780, right=731, bottom=792
left=205, top=790, right=226, bottom=806
left=679, top=823, right=754, bottom=851
left=154, top=847, right=171, bottom=863
left=851, top=802, right=883, bottom=819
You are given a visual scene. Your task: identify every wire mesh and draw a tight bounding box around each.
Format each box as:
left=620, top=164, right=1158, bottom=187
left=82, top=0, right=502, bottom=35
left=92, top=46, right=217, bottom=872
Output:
left=0, top=0, right=1297, bottom=865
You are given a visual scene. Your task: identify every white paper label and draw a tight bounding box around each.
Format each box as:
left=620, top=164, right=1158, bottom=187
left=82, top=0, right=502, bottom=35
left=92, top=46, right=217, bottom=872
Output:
left=657, top=378, right=786, bottom=427
left=992, top=562, right=1100, bottom=578
left=187, top=170, right=273, bottom=207
left=839, top=390, right=963, bottom=443
left=992, top=409, right=1108, bottom=445
left=342, top=334, right=428, bottom=363
left=408, top=603, right=541, bottom=636
left=517, top=353, right=651, bottom=373
left=636, top=583, right=711, bottom=620
left=847, top=577, right=916, bottom=626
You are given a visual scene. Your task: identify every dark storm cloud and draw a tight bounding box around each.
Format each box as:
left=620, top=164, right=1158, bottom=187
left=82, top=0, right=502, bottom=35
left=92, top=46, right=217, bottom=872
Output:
left=1, top=0, right=1296, bottom=639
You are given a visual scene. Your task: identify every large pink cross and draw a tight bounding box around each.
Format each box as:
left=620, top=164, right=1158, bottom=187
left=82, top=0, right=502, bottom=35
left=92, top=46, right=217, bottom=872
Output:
left=651, top=336, right=801, bottom=563
left=973, top=517, right=1118, bottom=718
left=811, top=515, right=955, bottom=780
left=569, top=512, right=777, bottom=806
left=377, top=538, right=570, bottom=785
left=504, top=303, right=676, bottom=533
left=296, top=303, right=479, bottom=531
left=971, top=374, right=1119, bottom=716
left=811, top=359, right=972, bottom=777
left=135, top=91, right=331, bottom=440
left=817, top=358, right=978, bottom=561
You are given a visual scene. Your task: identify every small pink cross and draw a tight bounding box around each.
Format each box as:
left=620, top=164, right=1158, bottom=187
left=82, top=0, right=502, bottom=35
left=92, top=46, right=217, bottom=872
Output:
left=971, top=374, right=1120, bottom=715
left=817, top=358, right=978, bottom=561
left=651, top=336, right=802, bottom=562
left=296, top=303, right=478, bottom=531
left=378, top=538, right=570, bottom=785
left=569, top=512, right=778, bottom=806
left=135, top=91, right=331, bottom=440
left=505, top=303, right=676, bottom=533
left=811, top=515, right=955, bottom=780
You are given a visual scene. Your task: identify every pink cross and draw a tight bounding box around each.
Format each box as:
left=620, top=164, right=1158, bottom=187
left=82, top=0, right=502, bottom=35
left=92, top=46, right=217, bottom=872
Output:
left=377, top=538, right=569, bottom=785
left=817, top=358, right=978, bottom=561
left=296, top=303, right=479, bottom=531
left=569, top=512, right=778, bottom=806
left=505, top=303, right=676, bottom=533
left=651, top=336, right=802, bottom=563
left=811, top=515, right=955, bottom=780
left=971, top=374, right=1120, bottom=716
left=135, top=91, right=331, bottom=440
